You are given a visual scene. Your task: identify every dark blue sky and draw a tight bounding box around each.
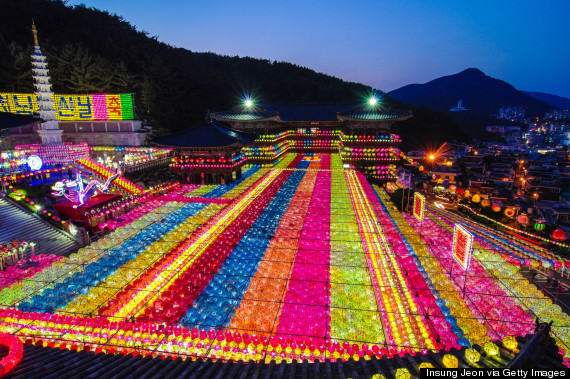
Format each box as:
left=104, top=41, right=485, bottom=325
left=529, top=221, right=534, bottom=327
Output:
left=71, top=0, right=570, bottom=98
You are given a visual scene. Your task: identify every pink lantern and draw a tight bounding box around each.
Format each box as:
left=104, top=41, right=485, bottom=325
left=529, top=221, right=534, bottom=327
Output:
left=517, top=214, right=529, bottom=225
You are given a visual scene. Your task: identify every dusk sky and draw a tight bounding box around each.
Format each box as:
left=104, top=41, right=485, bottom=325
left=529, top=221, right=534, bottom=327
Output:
left=70, top=0, right=570, bottom=98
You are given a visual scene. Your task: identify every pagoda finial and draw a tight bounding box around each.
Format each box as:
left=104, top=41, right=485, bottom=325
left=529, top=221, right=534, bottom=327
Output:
left=32, top=19, right=39, bottom=46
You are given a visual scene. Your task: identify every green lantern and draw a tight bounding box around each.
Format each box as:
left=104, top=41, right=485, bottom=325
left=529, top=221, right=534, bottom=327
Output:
left=534, top=222, right=545, bottom=231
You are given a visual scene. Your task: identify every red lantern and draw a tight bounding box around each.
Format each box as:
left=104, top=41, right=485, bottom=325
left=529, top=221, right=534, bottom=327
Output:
left=517, top=214, right=529, bottom=225
left=552, top=229, right=566, bottom=241
left=492, top=204, right=501, bottom=212
left=0, top=333, right=23, bottom=375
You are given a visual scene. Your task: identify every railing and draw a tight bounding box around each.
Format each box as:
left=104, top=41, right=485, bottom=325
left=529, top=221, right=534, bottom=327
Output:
left=123, top=157, right=171, bottom=173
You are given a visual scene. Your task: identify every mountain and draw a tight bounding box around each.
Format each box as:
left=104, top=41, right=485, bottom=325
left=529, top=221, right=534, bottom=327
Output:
left=0, top=0, right=471, bottom=151
left=389, top=68, right=552, bottom=117
left=0, top=0, right=373, bottom=131
left=523, top=91, right=570, bottom=110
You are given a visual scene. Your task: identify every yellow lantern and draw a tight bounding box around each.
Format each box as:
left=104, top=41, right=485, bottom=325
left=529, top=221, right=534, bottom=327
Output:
left=472, top=194, right=481, bottom=203
left=418, top=362, right=435, bottom=369
left=464, top=348, right=481, bottom=364
left=483, top=342, right=499, bottom=356
left=395, top=368, right=411, bottom=379
left=442, top=354, right=458, bottom=368
left=502, top=336, right=518, bottom=351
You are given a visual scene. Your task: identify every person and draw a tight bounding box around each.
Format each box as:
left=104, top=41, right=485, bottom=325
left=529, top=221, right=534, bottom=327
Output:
left=547, top=270, right=554, bottom=287
left=552, top=279, right=559, bottom=292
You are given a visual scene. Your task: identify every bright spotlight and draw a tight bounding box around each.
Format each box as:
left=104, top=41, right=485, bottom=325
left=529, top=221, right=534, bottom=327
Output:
left=368, top=97, right=377, bottom=106
left=429, top=155, right=435, bottom=160
left=244, top=99, right=253, bottom=108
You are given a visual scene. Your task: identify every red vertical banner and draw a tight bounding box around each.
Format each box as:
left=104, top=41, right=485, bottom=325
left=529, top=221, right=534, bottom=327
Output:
left=413, top=192, right=425, bottom=222
left=452, top=224, right=473, bottom=270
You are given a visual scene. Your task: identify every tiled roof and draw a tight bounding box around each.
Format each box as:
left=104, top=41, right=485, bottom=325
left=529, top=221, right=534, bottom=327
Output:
left=338, top=108, right=411, bottom=121
left=152, top=120, right=257, bottom=148
left=4, top=323, right=565, bottom=378
left=210, top=109, right=279, bottom=121
left=210, top=103, right=412, bottom=123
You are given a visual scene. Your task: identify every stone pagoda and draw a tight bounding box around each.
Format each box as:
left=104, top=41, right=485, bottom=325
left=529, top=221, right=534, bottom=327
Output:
left=31, top=21, right=62, bottom=145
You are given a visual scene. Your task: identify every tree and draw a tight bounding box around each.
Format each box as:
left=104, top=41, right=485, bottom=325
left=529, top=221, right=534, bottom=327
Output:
left=7, top=42, right=34, bottom=92
left=0, top=0, right=375, bottom=129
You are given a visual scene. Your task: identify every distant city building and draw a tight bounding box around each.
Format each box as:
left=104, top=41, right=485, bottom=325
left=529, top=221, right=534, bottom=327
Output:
left=486, top=125, right=521, bottom=134
left=498, top=107, right=526, bottom=122
left=545, top=109, right=570, bottom=120
left=525, top=121, right=570, bottom=147
left=449, top=99, right=468, bottom=111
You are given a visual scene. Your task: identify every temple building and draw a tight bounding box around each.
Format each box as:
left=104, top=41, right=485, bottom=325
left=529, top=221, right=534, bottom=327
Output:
left=153, top=119, right=256, bottom=184
left=209, top=101, right=411, bottom=182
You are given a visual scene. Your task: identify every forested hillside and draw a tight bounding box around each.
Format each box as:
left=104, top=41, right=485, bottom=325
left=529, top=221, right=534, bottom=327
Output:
left=0, top=0, right=372, bottom=131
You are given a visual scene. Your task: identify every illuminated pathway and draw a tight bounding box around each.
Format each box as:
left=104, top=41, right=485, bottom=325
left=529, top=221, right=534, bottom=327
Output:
left=346, top=171, right=437, bottom=352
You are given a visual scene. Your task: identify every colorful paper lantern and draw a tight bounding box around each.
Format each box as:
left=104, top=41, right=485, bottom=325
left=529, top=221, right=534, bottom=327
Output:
left=517, top=214, right=529, bottom=225
left=502, top=336, right=518, bottom=351
left=552, top=229, right=566, bottom=241
left=492, top=204, right=501, bottom=212
left=442, top=354, right=459, bottom=368
left=464, top=348, right=481, bottom=363
left=483, top=342, right=499, bottom=356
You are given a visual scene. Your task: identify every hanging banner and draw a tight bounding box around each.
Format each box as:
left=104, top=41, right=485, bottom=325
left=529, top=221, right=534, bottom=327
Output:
left=0, top=93, right=134, bottom=120
left=413, top=192, right=425, bottom=222
left=452, top=224, right=473, bottom=270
